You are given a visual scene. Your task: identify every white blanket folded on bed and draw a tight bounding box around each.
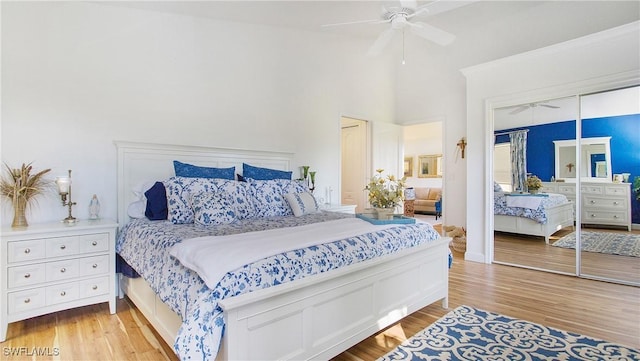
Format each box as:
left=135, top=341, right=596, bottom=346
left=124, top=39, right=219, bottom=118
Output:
left=170, top=218, right=397, bottom=289
left=505, top=195, right=543, bottom=209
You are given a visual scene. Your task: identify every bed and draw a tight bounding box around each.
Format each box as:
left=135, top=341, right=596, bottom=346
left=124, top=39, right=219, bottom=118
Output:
left=115, top=141, right=450, bottom=360
left=494, top=191, right=574, bottom=244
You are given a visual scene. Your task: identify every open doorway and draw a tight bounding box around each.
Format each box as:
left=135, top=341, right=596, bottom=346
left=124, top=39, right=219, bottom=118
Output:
left=341, top=117, right=369, bottom=212
left=403, top=122, right=443, bottom=225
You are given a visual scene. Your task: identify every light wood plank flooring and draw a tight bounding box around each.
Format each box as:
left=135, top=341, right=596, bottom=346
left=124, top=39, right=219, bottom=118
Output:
left=1, top=249, right=638, bottom=360
left=494, top=227, right=640, bottom=284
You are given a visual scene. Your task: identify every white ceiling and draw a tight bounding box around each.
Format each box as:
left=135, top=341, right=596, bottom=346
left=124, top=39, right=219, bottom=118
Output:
left=95, top=1, right=639, bottom=126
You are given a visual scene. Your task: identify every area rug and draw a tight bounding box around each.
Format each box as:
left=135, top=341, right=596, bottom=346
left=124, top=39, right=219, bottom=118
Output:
left=551, top=231, right=640, bottom=257
left=377, top=305, right=640, bottom=361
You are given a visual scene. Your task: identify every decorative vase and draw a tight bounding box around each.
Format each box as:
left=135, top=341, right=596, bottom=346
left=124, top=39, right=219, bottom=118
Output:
left=12, top=197, right=28, bottom=228
left=375, top=207, right=395, bottom=220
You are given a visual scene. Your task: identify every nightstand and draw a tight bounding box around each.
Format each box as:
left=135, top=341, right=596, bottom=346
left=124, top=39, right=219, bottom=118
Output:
left=320, top=204, right=357, bottom=214
left=0, top=219, right=118, bottom=341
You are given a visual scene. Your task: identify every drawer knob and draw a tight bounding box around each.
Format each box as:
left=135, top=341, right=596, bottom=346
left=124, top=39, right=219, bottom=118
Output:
left=613, top=201, right=619, bottom=205
left=60, top=267, right=66, bottom=273
left=92, top=241, right=98, bottom=246
left=24, top=273, right=31, bottom=279
left=60, top=245, right=66, bottom=250
left=590, top=200, right=596, bottom=204
left=613, top=215, right=619, bottom=219
left=92, top=285, right=98, bottom=290
left=24, top=248, right=31, bottom=254
left=60, top=291, right=66, bottom=296
left=591, top=214, right=596, bottom=217
left=24, top=298, right=30, bottom=304
left=92, top=264, right=98, bottom=268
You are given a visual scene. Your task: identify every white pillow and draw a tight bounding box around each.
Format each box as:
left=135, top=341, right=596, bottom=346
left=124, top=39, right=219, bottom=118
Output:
left=284, top=192, right=319, bottom=217
left=127, top=200, right=146, bottom=219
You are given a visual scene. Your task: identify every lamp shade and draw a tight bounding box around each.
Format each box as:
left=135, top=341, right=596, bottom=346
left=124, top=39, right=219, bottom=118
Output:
left=404, top=187, right=416, bottom=200
left=55, top=177, right=71, bottom=194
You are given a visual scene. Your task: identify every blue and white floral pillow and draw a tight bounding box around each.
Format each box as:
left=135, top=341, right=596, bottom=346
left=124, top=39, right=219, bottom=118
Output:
left=191, top=192, right=236, bottom=226
left=165, top=177, right=235, bottom=223
left=214, top=179, right=256, bottom=220
left=249, top=179, right=308, bottom=218
left=284, top=192, right=319, bottom=217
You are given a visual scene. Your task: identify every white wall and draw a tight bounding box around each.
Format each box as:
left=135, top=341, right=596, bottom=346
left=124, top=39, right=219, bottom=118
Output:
left=461, top=21, right=640, bottom=263
left=0, top=2, right=396, bottom=226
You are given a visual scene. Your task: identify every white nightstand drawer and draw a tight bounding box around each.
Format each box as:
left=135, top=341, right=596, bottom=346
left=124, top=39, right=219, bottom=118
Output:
left=8, top=288, right=46, bottom=314
left=79, top=255, right=109, bottom=275
left=46, top=236, right=80, bottom=258
left=7, top=264, right=46, bottom=288
left=79, top=277, right=110, bottom=298
left=7, top=239, right=46, bottom=263
left=557, top=185, right=576, bottom=195
left=79, top=233, right=109, bottom=254
left=46, top=259, right=79, bottom=282
left=46, top=283, right=79, bottom=305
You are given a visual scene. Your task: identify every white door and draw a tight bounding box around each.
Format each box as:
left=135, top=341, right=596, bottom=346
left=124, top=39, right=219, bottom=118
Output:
left=341, top=117, right=368, bottom=212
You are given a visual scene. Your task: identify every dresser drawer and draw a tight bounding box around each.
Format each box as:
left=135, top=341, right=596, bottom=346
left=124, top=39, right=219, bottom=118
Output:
left=8, top=288, right=46, bottom=314
left=46, top=282, right=80, bottom=305
left=581, top=185, right=604, bottom=194
left=79, top=255, right=110, bottom=276
left=605, top=186, right=628, bottom=196
left=79, top=276, right=110, bottom=298
left=583, top=195, right=627, bottom=210
left=78, top=233, right=109, bottom=254
left=46, top=236, right=80, bottom=258
left=46, top=259, right=79, bottom=282
left=557, top=185, right=576, bottom=195
left=7, top=239, right=46, bottom=263
left=7, top=264, right=46, bottom=288
left=582, top=210, right=628, bottom=225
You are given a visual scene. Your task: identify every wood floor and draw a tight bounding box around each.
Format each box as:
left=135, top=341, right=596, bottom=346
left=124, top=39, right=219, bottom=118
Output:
left=494, top=226, right=640, bottom=284
left=1, top=247, right=638, bottom=360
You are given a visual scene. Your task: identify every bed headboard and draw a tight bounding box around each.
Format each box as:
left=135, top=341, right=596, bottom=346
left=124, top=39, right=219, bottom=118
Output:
left=115, top=141, right=294, bottom=228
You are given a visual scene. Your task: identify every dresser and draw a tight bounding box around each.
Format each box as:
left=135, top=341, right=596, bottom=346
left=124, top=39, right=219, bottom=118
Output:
left=0, top=219, right=118, bottom=341
left=541, top=182, right=631, bottom=230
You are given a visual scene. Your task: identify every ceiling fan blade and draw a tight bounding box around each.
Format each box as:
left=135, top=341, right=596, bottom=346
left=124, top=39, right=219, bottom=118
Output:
left=539, top=104, right=560, bottom=109
left=509, top=106, right=529, bottom=115
left=410, top=21, right=456, bottom=46
left=367, top=28, right=396, bottom=57
left=321, top=18, right=385, bottom=27
left=400, top=0, right=418, bottom=9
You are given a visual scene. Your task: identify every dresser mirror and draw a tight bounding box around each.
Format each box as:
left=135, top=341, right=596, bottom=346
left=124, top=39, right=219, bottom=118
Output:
left=553, top=136, right=612, bottom=182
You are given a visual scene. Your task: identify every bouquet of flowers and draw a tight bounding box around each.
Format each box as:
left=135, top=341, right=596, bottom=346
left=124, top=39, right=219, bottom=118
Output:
left=365, top=169, right=406, bottom=208
left=526, top=174, right=542, bottom=191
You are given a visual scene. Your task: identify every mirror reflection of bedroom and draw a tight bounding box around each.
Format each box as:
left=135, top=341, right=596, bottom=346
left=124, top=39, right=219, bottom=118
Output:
left=492, top=87, right=640, bottom=286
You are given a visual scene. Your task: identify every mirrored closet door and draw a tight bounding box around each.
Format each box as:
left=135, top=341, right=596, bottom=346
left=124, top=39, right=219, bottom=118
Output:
left=579, top=87, right=639, bottom=285
left=493, top=96, right=578, bottom=275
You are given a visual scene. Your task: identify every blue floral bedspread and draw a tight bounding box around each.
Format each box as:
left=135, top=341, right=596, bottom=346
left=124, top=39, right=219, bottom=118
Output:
left=116, top=212, right=442, bottom=360
left=494, top=192, right=569, bottom=224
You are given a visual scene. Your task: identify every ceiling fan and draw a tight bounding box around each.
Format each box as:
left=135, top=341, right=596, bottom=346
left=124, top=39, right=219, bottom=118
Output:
left=322, top=0, right=457, bottom=57
left=508, top=101, right=561, bottom=115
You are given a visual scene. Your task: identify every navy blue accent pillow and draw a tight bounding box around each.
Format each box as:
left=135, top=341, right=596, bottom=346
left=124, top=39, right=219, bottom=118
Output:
left=144, top=181, right=168, bottom=220
left=242, top=163, right=292, bottom=180
left=237, top=173, right=246, bottom=182
left=173, top=160, right=235, bottom=180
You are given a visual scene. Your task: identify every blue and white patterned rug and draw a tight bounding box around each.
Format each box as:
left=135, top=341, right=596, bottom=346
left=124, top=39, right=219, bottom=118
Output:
left=378, top=305, right=640, bottom=361
left=552, top=231, right=640, bottom=257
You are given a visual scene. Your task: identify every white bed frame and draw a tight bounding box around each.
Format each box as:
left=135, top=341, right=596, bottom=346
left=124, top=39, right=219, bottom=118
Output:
left=494, top=202, right=574, bottom=243
left=115, top=141, right=450, bottom=360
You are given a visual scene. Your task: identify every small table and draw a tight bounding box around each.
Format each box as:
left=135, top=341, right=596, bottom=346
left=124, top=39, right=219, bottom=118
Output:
left=404, top=200, right=415, bottom=217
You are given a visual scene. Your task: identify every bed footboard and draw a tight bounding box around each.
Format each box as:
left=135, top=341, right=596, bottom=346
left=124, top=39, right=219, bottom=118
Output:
left=495, top=202, right=574, bottom=243
left=119, top=237, right=450, bottom=360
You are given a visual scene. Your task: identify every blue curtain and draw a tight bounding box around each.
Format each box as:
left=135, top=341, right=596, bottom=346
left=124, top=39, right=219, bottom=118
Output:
left=509, top=131, right=528, bottom=192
